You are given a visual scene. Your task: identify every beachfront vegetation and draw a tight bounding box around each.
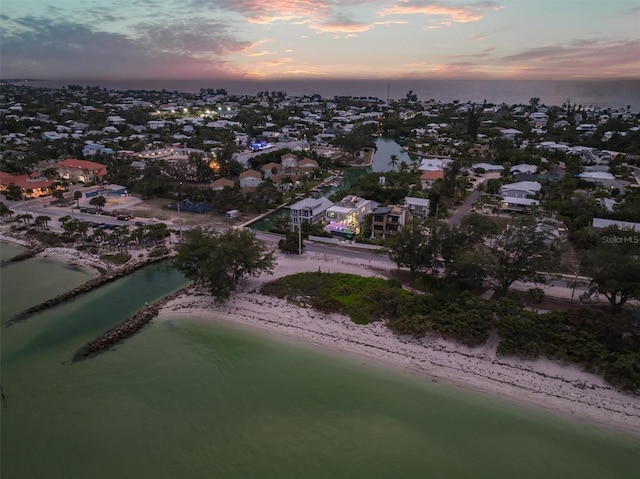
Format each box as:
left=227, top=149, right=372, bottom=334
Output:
left=262, top=271, right=640, bottom=392
left=174, top=227, right=275, bottom=303
left=386, top=213, right=557, bottom=294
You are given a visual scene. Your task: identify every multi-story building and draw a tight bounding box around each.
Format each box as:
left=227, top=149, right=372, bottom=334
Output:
left=370, top=204, right=409, bottom=239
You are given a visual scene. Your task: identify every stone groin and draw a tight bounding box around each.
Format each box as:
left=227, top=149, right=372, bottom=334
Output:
left=72, top=286, right=191, bottom=363
left=0, top=244, right=45, bottom=267
left=7, top=255, right=172, bottom=325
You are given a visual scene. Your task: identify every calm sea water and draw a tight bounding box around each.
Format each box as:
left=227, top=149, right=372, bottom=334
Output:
left=16, top=79, right=640, bottom=110
left=1, top=248, right=639, bottom=478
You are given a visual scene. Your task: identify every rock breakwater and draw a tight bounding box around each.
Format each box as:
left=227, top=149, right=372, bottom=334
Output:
left=7, top=255, right=171, bottom=325
left=72, top=286, right=191, bottom=362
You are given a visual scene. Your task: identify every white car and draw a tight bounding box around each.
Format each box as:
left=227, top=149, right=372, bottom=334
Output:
left=148, top=217, right=159, bottom=223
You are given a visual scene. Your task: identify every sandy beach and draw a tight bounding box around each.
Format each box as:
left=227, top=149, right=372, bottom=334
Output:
left=158, top=253, right=640, bottom=434
left=3, top=229, right=638, bottom=434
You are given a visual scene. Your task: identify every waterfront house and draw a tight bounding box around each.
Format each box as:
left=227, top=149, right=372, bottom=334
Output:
left=370, top=204, right=409, bottom=239
left=56, top=158, right=107, bottom=184
left=404, top=196, right=431, bottom=220
left=298, top=158, right=319, bottom=172
left=289, top=196, right=334, bottom=225
left=420, top=170, right=444, bottom=189
left=325, top=195, right=378, bottom=237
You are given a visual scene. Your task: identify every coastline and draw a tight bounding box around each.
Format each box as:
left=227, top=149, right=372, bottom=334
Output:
left=158, top=255, right=640, bottom=436
left=4, top=233, right=639, bottom=434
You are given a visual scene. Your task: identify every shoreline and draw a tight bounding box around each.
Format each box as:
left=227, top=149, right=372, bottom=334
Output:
left=157, top=256, right=640, bottom=436
left=4, top=233, right=639, bottom=435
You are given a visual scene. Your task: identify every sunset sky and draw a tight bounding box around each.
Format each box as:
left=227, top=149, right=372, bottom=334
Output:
left=1, top=0, right=638, bottom=81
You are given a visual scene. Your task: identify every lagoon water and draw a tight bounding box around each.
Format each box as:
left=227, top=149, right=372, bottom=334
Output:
left=1, top=247, right=640, bottom=478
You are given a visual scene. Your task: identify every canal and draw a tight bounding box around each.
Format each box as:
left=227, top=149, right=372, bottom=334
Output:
left=248, top=137, right=413, bottom=231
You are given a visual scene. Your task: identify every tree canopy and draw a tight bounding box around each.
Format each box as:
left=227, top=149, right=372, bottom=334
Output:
left=174, top=227, right=275, bottom=303
left=581, top=228, right=640, bottom=312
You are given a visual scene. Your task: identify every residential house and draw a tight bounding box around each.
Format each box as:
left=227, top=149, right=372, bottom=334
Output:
left=0, top=171, right=54, bottom=198
left=239, top=169, right=263, bottom=189
left=420, top=170, right=444, bottom=189
left=473, top=163, right=504, bottom=173
left=210, top=178, right=235, bottom=191
left=500, top=181, right=542, bottom=199
left=281, top=152, right=298, bottom=169
left=500, top=128, right=522, bottom=140
left=419, top=158, right=452, bottom=172
left=500, top=197, right=540, bottom=212
left=289, top=196, right=334, bottom=225
left=510, top=164, right=537, bottom=175
left=56, top=158, right=107, bottom=183
left=370, top=204, right=409, bottom=239
left=262, top=162, right=282, bottom=179
left=82, top=143, right=115, bottom=157
left=325, top=195, right=378, bottom=237
left=404, top=196, right=431, bottom=220
left=298, top=157, right=319, bottom=172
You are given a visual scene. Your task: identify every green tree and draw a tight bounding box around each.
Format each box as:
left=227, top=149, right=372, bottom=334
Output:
left=73, top=190, right=83, bottom=207
left=34, top=215, right=51, bottom=229
left=7, top=184, right=22, bottom=200
left=386, top=219, right=447, bottom=276
left=278, top=229, right=304, bottom=254
left=581, top=229, right=640, bottom=312
left=484, top=215, right=557, bottom=294
left=174, top=227, right=275, bottom=303
left=388, top=154, right=399, bottom=170
left=89, top=195, right=107, bottom=212
left=0, top=202, right=14, bottom=222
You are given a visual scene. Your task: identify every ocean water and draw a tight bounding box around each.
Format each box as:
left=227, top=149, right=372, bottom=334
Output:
left=1, top=249, right=640, bottom=479
left=16, top=79, right=640, bottom=110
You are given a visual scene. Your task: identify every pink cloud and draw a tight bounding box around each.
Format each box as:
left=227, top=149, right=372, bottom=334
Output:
left=379, top=0, right=502, bottom=23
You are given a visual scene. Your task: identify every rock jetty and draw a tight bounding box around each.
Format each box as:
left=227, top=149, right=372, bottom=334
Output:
left=7, top=255, right=171, bottom=325
left=72, top=286, right=191, bottom=362
left=0, top=244, right=45, bottom=267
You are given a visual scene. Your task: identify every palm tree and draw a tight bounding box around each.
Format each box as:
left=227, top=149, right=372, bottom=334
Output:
left=73, top=191, right=83, bottom=207
left=35, top=215, right=51, bottom=229
left=0, top=202, right=14, bottom=222
left=388, top=154, right=399, bottom=170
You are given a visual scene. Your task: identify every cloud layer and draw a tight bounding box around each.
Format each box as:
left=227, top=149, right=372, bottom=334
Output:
left=1, top=0, right=638, bottom=80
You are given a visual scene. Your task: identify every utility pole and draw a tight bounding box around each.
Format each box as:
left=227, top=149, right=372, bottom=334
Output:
left=298, top=222, right=302, bottom=255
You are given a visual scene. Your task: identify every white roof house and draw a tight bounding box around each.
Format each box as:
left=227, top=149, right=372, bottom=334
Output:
left=510, top=164, right=538, bottom=175
left=404, top=196, right=431, bottom=220
left=579, top=172, right=615, bottom=181
left=325, top=195, right=378, bottom=234
left=500, top=181, right=542, bottom=199
left=289, top=197, right=334, bottom=225
left=500, top=128, right=523, bottom=139
left=419, top=158, right=452, bottom=171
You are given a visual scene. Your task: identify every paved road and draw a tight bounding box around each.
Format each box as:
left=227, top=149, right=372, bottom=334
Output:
left=447, top=189, right=481, bottom=227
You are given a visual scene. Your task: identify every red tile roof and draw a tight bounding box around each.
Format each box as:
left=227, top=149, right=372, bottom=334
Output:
left=56, top=158, right=107, bottom=171
left=420, top=170, right=445, bottom=180
left=0, top=172, right=53, bottom=190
